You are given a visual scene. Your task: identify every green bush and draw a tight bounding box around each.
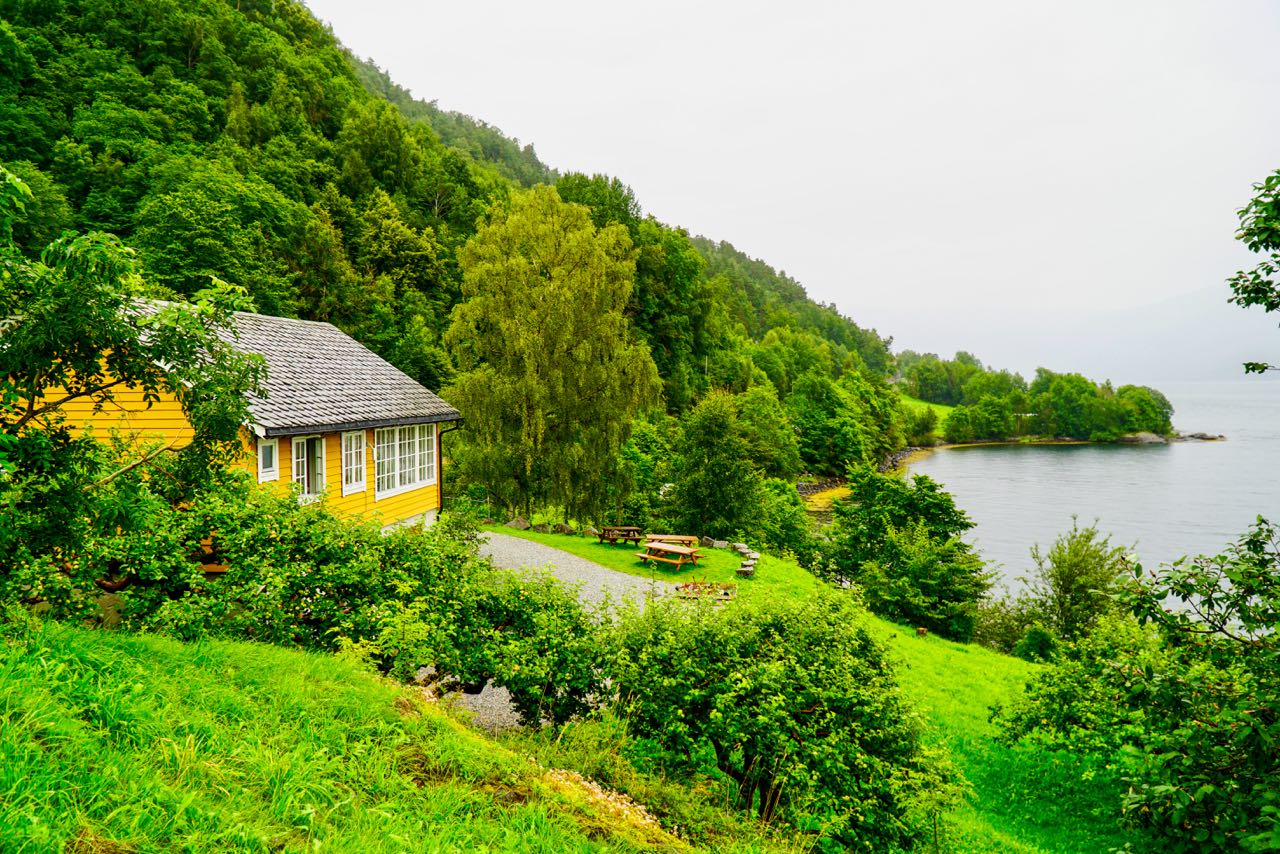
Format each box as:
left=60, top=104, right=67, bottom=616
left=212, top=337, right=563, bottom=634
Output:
left=859, top=522, right=993, bottom=641
left=1001, top=522, right=1280, bottom=851
left=822, top=466, right=991, bottom=640
left=608, top=591, right=957, bottom=849
left=1012, top=623, right=1058, bottom=662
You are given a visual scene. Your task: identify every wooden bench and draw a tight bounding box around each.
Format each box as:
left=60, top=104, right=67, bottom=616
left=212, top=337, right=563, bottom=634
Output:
left=635, top=541, right=704, bottom=569
left=644, top=533, right=700, bottom=548
left=599, top=525, right=644, bottom=545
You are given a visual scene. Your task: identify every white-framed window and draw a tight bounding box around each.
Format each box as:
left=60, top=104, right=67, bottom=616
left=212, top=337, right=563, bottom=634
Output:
left=257, top=438, right=279, bottom=483
left=291, top=435, right=325, bottom=500
left=341, top=431, right=366, bottom=496
left=374, top=424, right=437, bottom=499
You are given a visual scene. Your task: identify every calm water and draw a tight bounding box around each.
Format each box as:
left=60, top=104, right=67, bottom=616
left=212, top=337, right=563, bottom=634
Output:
left=907, top=379, right=1280, bottom=592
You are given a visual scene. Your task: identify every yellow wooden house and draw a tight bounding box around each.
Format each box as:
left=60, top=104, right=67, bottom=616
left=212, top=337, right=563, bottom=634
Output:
left=62, top=310, right=461, bottom=529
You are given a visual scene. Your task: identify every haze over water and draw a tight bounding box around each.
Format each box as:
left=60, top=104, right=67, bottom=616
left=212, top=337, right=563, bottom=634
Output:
left=907, top=379, right=1280, bottom=593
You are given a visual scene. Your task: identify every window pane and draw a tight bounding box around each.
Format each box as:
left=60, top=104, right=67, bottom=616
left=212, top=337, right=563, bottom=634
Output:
left=375, top=428, right=395, bottom=493
left=420, top=426, right=434, bottom=483
left=343, top=432, right=364, bottom=488
left=293, top=439, right=307, bottom=486
left=398, top=427, right=416, bottom=487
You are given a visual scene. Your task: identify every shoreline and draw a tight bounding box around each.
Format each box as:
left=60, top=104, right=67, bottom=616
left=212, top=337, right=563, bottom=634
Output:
left=892, top=431, right=1226, bottom=471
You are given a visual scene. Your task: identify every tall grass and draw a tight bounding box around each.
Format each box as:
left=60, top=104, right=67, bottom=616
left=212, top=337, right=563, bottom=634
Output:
left=0, top=618, right=682, bottom=853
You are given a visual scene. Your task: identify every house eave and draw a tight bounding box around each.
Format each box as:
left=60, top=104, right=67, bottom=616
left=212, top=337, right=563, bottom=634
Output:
left=259, top=412, right=461, bottom=438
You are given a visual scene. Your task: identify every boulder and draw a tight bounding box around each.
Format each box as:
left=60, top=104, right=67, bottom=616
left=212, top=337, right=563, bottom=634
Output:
left=583, top=525, right=601, bottom=537
left=712, top=539, right=729, bottom=550
left=736, top=567, right=756, bottom=578
left=732, top=543, right=750, bottom=552
left=506, top=516, right=531, bottom=531
left=1119, top=431, right=1166, bottom=445
left=481, top=517, right=496, bottom=525
left=532, top=523, right=551, bottom=534
left=701, top=535, right=715, bottom=547
left=553, top=523, right=576, bottom=535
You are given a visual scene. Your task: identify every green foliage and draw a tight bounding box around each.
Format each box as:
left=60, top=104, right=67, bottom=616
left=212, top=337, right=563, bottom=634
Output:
left=860, top=522, right=994, bottom=641
left=445, top=186, right=661, bottom=520
left=1229, top=169, right=1280, bottom=373
left=1025, top=517, right=1128, bottom=641
left=823, top=466, right=989, bottom=640
left=1011, top=624, right=1058, bottom=662
left=901, top=402, right=939, bottom=446
left=666, top=390, right=762, bottom=540
left=609, top=592, right=952, bottom=848
left=786, top=370, right=872, bottom=473
left=1116, top=384, right=1174, bottom=435
left=1002, top=521, right=1280, bottom=852
left=826, top=465, right=975, bottom=570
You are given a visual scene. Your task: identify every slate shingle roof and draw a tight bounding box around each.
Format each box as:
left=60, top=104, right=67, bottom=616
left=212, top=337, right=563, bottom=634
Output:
left=228, top=312, right=459, bottom=437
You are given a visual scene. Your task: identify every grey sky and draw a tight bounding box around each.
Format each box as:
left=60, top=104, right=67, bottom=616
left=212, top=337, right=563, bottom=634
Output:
left=305, top=0, right=1280, bottom=384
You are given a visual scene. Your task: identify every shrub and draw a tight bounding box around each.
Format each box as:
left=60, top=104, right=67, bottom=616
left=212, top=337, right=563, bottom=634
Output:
left=859, top=522, right=993, bottom=641
left=1025, top=517, right=1128, bottom=641
left=823, top=466, right=990, bottom=640
left=972, top=594, right=1036, bottom=654
left=1001, top=521, right=1280, bottom=851
left=608, top=592, right=957, bottom=849
left=1012, top=623, right=1058, bottom=662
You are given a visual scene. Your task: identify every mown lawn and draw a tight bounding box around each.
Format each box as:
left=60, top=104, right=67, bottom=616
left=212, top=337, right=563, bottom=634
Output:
left=482, top=525, right=822, bottom=605
left=482, top=526, right=1135, bottom=854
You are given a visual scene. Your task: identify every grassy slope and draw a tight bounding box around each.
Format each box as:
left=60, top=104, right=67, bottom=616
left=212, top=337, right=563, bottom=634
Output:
left=0, top=620, right=690, bottom=854
left=901, top=395, right=956, bottom=421
left=484, top=527, right=1134, bottom=854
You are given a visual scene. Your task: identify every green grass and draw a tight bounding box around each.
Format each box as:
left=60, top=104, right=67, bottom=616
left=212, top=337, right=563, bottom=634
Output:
left=901, top=394, right=955, bottom=421
left=482, top=528, right=1135, bottom=854
left=482, top=525, right=822, bottom=605
left=0, top=619, right=690, bottom=853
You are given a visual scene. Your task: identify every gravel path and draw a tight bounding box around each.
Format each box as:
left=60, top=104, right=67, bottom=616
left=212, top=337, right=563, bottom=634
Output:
left=448, top=532, right=674, bottom=732
left=479, top=531, right=675, bottom=608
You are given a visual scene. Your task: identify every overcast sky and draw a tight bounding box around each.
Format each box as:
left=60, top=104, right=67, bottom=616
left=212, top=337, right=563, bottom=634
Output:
left=305, top=0, right=1280, bottom=384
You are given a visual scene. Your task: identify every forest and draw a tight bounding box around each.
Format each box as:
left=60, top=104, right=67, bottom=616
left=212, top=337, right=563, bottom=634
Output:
left=2, top=1, right=1278, bottom=852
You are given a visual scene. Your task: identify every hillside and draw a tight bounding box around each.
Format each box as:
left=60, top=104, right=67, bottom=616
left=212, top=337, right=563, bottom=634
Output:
left=0, top=618, right=706, bottom=852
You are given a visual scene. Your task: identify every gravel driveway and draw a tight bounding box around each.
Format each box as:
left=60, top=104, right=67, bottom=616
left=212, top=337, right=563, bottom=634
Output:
left=479, top=531, right=675, bottom=609
left=448, top=532, right=674, bottom=732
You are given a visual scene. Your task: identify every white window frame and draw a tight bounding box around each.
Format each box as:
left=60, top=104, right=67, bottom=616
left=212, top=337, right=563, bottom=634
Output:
left=341, top=431, right=366, bottom=497
left=374, top=424, right=437, bottom=500
left=257, top=438, right=279, bottom=483
left=291, top=435, right=326, bottom=502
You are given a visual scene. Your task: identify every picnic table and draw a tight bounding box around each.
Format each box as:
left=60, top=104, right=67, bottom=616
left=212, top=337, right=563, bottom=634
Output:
left=635, top=540, right=704, bottom=569
left=599, top=525, right=644, bottom=545
left=644, top=533, right=700, bottom=548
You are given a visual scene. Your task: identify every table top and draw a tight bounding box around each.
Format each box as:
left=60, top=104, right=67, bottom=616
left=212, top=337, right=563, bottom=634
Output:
left=644, top=542, right=696, bottom=556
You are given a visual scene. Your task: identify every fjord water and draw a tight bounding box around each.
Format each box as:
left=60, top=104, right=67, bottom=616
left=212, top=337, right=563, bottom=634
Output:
left=907, top=379, right=1280, bottom=592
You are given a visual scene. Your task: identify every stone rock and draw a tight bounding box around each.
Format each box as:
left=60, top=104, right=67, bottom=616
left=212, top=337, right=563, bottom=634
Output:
left=748, top=552, right=760, bottom=561
left=481, top=517, right=496, bottom=525
left=712, top=539, right=729, bottom=550
left=506, top=516, right=531, bottom=530
left=732, top=543, right=750, bottom=552
left=1187, top=432, right=1226, bottom=441
left=532, top=523, right=551, bottom=534
left=701, top=535, right=716, bottom=547
left=736, top=567, right=756, bottom=578
left=583, top=525, right=601, bottom=537
left=1119, top=431, right=1166, bottom=445
left=553, top=523, right=576, bottom=535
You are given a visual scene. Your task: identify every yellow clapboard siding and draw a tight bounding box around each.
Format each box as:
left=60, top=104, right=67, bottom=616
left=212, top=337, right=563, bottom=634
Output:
left=51, top=386, right=196, bottom=445
left=249, top=426, right=440, bottom=527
